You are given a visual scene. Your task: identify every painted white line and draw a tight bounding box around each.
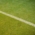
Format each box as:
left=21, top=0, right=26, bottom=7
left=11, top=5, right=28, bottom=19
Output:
left=0, top=11, right=35, bottom=27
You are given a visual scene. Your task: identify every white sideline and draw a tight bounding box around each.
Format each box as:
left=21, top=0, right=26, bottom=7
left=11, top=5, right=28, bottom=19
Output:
left=0, top=11, right=35, bottom=27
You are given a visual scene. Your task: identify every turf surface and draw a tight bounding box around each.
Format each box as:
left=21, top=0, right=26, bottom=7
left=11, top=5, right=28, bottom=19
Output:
left=0, top=14, right=35, bottom=35
left=0, top=0, right=35, bottom=35
left=0, top=0, right=35, bottom=23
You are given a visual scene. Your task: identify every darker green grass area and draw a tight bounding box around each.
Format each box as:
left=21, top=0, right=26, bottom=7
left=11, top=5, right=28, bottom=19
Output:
left=0, top=13, right=35, bottom=35
left=0, top=0, right=35, bottom=23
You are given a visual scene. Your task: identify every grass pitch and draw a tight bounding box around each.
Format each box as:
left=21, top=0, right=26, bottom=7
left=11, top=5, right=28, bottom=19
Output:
left=0, top=0, right=35, bottom=35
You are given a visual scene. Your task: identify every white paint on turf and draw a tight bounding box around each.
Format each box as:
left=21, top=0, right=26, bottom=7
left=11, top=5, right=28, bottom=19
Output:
left=0, top=11, right=35, bottom=27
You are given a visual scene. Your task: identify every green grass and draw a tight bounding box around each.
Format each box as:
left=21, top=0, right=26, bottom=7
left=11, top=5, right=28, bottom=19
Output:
left=0, top=0, right=35, bottom=35
left=0, top=13, right=35, bottom=35
left=0, top=0, right=35, bottom=23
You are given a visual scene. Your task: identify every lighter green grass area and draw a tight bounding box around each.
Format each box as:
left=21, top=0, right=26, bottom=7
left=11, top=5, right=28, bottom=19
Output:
left=0, top=0, right=35, bottom=23
left=0, top=14, right=35, bottom=35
